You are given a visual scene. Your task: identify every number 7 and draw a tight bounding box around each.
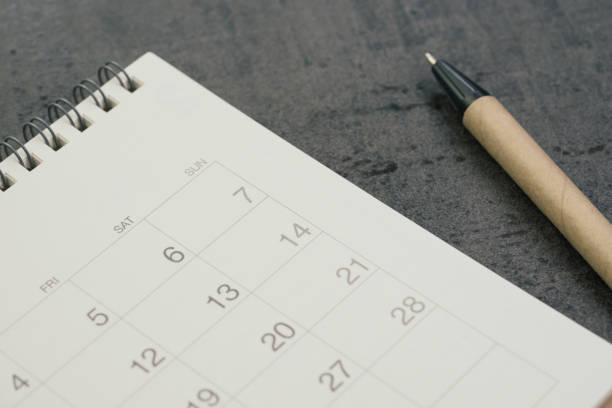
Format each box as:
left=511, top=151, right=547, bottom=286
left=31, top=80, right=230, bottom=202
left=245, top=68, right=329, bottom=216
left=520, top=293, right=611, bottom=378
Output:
left=232, top=186, right=252, bottom=203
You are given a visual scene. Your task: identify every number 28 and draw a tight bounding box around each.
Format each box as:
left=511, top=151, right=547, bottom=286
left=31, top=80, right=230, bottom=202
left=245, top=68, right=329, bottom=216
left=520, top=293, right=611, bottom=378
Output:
left=391, top=296, right=426, bottom=325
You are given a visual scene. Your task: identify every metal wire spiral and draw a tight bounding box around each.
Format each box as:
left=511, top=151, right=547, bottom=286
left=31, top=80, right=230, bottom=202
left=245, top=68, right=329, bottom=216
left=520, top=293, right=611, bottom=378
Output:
left=0, top=60, right=134, bottom=191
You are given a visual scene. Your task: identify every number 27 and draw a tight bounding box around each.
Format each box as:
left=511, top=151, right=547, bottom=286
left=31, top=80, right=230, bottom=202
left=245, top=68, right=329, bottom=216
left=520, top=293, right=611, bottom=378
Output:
left=319, top=359, right=350, bottom=392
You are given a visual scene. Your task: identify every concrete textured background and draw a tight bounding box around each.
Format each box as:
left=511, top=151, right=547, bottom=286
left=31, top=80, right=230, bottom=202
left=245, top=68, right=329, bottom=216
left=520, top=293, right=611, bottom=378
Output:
left=0, top=0, right=610, bottom=341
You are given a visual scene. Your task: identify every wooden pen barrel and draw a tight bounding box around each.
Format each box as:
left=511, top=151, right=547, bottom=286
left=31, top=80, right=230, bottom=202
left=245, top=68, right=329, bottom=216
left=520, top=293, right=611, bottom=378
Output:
left=463, top=96, right=612, bottom=288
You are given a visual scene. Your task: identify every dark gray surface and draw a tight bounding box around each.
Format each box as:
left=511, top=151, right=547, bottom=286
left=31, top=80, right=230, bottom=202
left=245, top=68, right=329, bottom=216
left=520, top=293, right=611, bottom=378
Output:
left=1, top=0, right=611, bottom=341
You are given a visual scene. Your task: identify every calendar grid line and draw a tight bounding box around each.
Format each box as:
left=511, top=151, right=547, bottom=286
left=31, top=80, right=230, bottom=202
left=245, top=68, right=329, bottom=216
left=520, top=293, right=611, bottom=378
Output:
left=217, top=161, right=559, bottom=387
left=118, top=243, right=199, bottom=318
left=66, top=268, right=239, bottom=408
left=307, top=225, right=382, bottom=276
left=157, top=169, right=517, bottom=407
left=306, top=331, right=427, bottom=407
left=121, top=295, right=250, bottom=406
left=113, top=194, right=281, bottom=405
left=176, top=242, right=328, bottom=406
left=227, top=322, right=309, bottom=405
left=193, top=238, right=434, bottom=407
left=532, top=378, right=560, bottom=408
left=378, top=268, right=559, bottom=387
left=172, top=359, right=248, bottom=408
left=327, top=318, right=437, bottom=408
left=69, top=158, right=217, bottom=285
left=190, top=161, right=557, bottom=406
left=116, top=320, right=240, bottom=408
left=409, top=287, right=558, bottom=386
left=2, top=348, right=74, bottom=408
left=216, top=162, right=327, bottom=240
left=1, top=350, right=39, bottom=407
left=75, top=264, right=242, bottom=407
left=308, top=267, right=380, bottom=331
left=78, top=281, right=238, bottom=407
left=112, top=226, right=260, bottom=405
left=198, top=197, right=270, bottom=253
left=226, top=272, right=434, bottom=408
left=430, top=342, right=497, bottom=408
left=54, top=281, right=120, bottom=356
left=491, top=343, right=558, bottom=389
left=212, top=163, right=497, bottom=406
left=0, top=229, right=133, bottom=339
left=142, top=177, right=268, bottom=263
left=376, top=269, right=439, bottom=313
left=0, top=159, right=216, bottom=340
left=249, top=231, right=325, bottom=292
left=325, top=304, right=440, bottom=408
left=141, top=221, right=351, bottom=406
left=23, top=281, right=124, bottom=406
left=225, top=262, right=381, bottom=406
left=3, top=161, right=219, bottom=407
left=194, top=229, right=323, bottom=290
left=116, top=214, right=325, bottom=406
left=140, top=160, right=216, bottom=221
left=0, top=157, right=560, bottom=407
left=134, top=163, right=449, bottom=407
left=13, top=385, right=77, bottom=408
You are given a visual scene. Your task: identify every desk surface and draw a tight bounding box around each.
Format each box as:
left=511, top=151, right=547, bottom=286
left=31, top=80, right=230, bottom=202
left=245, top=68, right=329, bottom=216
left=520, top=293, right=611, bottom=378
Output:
left=1, top=0, right=610, bottom=341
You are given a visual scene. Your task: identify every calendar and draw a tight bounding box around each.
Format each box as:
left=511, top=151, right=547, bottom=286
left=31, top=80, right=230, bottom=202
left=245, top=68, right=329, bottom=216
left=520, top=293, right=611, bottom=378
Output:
left=0, top=53, right=610, bottom=408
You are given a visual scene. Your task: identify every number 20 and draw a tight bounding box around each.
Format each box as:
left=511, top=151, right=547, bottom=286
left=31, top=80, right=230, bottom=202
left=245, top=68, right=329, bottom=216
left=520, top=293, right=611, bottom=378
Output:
left=261, top=322, right=296, bottom=352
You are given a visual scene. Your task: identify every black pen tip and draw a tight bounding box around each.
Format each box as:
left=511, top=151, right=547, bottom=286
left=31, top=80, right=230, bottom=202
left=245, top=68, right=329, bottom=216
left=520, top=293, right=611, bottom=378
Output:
left=430, top=58, right=489, bottom=114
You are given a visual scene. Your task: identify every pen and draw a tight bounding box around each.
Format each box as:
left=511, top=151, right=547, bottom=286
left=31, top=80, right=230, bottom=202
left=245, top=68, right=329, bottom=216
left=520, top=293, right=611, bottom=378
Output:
left=426, top=53, right=612, bottom=289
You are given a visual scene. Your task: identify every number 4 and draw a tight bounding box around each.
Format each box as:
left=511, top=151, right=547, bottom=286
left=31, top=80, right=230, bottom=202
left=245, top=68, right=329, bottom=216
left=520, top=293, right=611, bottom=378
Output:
left=12, top=374, right=29, bottom=391
left=293, top=223, right=310, bottom=237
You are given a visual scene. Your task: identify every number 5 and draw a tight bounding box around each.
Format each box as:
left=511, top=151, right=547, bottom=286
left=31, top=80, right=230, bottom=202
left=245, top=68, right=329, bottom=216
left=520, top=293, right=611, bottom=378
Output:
left=87, top=307, right=109, bottom=326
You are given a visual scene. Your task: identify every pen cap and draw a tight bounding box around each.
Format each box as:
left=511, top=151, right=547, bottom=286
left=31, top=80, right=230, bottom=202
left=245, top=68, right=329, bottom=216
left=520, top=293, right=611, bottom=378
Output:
left=432, top=60, right=489, bottom=115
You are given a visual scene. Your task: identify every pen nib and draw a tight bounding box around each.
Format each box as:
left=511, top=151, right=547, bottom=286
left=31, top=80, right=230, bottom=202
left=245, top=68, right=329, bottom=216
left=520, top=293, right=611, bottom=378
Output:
left=425, top=52, right=436, bottom=65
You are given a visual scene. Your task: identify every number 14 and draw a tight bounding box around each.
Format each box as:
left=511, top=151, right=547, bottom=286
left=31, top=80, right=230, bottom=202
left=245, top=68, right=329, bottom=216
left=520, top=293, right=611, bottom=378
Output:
left=280, top=223, right=311, bottom=246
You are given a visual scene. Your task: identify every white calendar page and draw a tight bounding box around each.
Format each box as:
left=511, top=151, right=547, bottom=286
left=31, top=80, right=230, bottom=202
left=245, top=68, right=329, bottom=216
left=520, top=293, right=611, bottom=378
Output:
left=0, top=52, right=610, bottom=408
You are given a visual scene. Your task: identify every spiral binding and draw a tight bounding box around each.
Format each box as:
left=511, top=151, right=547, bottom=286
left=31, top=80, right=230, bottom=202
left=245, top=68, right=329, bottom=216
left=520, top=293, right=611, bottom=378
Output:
left=0, top=61, right=136, bottom=191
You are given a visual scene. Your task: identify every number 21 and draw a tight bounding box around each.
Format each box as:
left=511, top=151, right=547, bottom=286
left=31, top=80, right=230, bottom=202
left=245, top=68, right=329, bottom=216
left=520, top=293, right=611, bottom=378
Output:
left=336, top=258, right=369, bottom=286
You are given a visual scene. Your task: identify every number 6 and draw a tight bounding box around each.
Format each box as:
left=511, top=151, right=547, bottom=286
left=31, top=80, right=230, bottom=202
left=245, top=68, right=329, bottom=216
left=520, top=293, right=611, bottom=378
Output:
left=163, top=247, right=185, bottom=263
